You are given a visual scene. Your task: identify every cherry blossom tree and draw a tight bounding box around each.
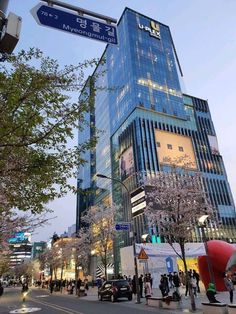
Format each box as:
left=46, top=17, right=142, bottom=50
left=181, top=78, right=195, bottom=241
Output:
left=64, top=234, right=90, bottom=275
left=80, top=203, right=118, bottom=279
left=39, top=234, right=90, bottom=293
left=143, top=158, right=215, bottom=311
left=39, top=246, right=61, bottom=280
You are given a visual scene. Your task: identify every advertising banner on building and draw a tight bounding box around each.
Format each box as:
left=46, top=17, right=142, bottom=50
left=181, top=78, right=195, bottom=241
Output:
left=155, top=130, right=197, bottom=169
left=119, top=146, right=135, bottom=180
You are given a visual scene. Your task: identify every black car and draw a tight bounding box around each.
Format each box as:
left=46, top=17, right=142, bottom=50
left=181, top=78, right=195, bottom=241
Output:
left=98, top=279, right=132, bottom=302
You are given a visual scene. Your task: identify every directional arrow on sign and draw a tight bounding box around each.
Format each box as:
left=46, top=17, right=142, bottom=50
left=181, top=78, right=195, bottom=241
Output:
left=31, top=3, right=118, bottom=45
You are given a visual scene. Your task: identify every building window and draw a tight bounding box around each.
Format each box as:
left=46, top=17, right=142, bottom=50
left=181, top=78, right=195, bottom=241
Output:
left=178, top=146, right=184, bottom=152
left=156, top=142, right=161, bottom=147
left=167, top=144, right=172, bottom=150
left=186, top=115, right=191, bottom=121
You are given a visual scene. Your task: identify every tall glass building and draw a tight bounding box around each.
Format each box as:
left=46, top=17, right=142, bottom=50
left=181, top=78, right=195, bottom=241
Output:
left=77, top=8, right=236, bottom=268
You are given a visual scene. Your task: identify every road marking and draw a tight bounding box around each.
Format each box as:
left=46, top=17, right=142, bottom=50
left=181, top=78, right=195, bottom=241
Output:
left=9, top=308, right=41, bottom=313
left=35, top=295, right=49, bottom=298
left=30, top=298, right=84, bottom=314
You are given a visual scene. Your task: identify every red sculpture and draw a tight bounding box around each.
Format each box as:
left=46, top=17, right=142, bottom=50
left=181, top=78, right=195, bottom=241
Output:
left=198, top=240, right=236, bottom=291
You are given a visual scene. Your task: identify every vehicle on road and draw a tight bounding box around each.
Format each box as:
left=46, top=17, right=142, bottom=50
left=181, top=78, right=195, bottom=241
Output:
left=98, top=279, right=132, bottom=302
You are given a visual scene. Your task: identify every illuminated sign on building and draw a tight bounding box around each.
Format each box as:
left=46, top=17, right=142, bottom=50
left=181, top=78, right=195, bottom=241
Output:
left=8, top=232, right=31, bottom=244
left=138, top=20, right=160, bottom=39
left=131, top=187, right=146, bottom=217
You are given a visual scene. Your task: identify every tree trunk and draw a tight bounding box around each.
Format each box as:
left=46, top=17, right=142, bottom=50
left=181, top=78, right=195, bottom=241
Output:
left=60, top=265, right=64, bottom=293
left=75, top=253, right=78, bottom=296
left=53, top=268, right=57, bottom=280
left=50, top=265, right=53, bottom=281
left=104, top=250, right=107, bottom=280
left=180, top=242, right=196, bottom=311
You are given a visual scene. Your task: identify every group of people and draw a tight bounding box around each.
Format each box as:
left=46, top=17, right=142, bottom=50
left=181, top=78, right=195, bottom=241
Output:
left=127, top=273, right=153, bottom=299
left=48, top=278, right=88, bottom=295
left=159, top=269, right=201, bottom=300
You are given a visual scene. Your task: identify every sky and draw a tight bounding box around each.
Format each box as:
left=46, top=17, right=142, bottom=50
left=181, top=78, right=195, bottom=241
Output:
left=6, top=0, right=236, bottom=242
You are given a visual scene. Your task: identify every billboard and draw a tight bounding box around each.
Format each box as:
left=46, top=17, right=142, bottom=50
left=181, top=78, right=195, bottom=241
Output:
left=8, top=232, right=31, bottom=244
left=131, top=187, right=146, bottom=217
left=155, top=130, right=197, bottom=169
left=119, top=146, right=135, bottom=180
left=131, top=186, right=161, bottom=217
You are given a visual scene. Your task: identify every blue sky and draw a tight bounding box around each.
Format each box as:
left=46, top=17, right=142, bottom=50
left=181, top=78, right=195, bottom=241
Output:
left=7, top=0, right=236, bottom=241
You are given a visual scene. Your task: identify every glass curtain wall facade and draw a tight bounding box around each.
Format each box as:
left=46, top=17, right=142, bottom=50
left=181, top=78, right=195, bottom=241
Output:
left=77, top=8, right=236, bottom=270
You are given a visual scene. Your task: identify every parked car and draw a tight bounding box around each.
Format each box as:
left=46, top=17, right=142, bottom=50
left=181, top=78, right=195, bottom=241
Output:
left=98, top=279, right=132, bottom=302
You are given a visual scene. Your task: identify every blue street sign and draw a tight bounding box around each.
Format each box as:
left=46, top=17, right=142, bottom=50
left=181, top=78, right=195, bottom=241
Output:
left=115, top=223, right=130, bottom=231
left=31, top=4, right=118, bottom=45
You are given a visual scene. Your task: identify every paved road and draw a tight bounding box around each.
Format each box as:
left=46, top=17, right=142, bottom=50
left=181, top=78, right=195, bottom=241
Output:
left=0, top=287, right=159, bottom=314
left=0, top=286, right=234, bottom=314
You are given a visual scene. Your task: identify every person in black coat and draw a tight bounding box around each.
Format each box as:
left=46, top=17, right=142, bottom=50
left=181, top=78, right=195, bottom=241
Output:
left=138, top=275, right=143, bottom=298
left=132, top=275, right=137, bottom=295
left=159, top=275, right=169, bottom=297
left=0, top=282, right=4, bottom=297
left=49, top=281, right=54, bottom=294
left=173, top=272, right=181, bottom=296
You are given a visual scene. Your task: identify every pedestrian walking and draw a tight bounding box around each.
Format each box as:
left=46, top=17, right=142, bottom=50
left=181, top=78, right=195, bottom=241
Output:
left=185, top=272, right=191, bottom=298
left=76, top=278, right=82, bottom=294
left=96, top=276, right=102, bottom=289
left=132, top=275, right=137, bottom=295
left=84, top=279, right=89, bottom=291
left=224, top=273, right=234, bottom=303
left=49, top=281, right=54, bottom=294
left=173, top=272, right=181, bottom=296
left=67, top=283, right=72, bottom=294
left=163, top=274, right=169, bottom=294
left=128, top=275, right=132, bottom=284
left=159, top=275, right=169, bottom=297
left=0, top=282, right=4, bottom=297
left=144, top=276, right=152, bottom=304
left=138, top=274, right=143, bottom=298
left=193, top=269, right=200, bottom=293
left=168, top=272, right=175, bottom=289
left=148, top=273, right=153, bottom=289
left=190, top=275, right=197, bottom=297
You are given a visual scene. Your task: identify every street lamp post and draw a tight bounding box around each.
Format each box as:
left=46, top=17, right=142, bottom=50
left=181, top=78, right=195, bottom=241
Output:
left=97, top=173, right=141, bottom=304
left=198, top=215, right=215, bottom=285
